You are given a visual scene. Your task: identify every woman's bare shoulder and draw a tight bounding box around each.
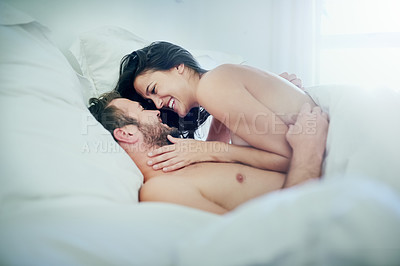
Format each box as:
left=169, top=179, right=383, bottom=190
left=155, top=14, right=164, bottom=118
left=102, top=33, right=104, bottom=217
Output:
left=204, top=64, right=247, bottom=78
left=202, top=64, right=266, bottom=83
left=198, top=65, right=240, bottom=96
left=196, top=64, right=251, bottom=109
left=199, top=64, right=245, bottom=88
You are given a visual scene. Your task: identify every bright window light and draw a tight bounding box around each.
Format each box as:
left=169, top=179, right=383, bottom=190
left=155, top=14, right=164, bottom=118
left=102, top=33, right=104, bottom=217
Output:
left=318, top=0, right=400, bottom=88
left=321, top=0, right=400, bottom=35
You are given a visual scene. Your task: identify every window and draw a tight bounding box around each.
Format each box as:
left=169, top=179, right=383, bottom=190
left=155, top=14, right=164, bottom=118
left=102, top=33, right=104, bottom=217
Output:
left=318, top=0, right=400, bottom=88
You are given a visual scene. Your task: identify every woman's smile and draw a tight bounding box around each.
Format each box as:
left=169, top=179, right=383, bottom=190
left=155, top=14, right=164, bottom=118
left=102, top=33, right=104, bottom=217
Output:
left=133, top=65, right=200, bottom=118
left=167, top=97, right=175, bottom=111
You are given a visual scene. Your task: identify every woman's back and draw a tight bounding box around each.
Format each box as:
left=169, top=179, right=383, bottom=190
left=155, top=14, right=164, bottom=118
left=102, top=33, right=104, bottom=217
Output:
left=202, top=64, right=316, bottom=125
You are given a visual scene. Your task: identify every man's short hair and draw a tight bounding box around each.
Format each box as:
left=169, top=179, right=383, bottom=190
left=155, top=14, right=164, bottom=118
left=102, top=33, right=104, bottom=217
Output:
left=88, top=91, right=138, bottom=140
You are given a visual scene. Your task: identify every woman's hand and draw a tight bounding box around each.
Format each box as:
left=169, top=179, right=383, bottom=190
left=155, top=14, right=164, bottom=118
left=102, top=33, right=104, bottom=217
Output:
left=147, top=135, right=212, bottom=172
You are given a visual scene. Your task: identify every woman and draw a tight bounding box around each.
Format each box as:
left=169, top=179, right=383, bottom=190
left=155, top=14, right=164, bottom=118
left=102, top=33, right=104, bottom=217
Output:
left=115, top=41, right=317, bottom=173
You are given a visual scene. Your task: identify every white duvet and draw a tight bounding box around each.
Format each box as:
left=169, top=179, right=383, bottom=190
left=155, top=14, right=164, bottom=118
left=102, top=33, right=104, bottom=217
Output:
left=0, top=2, right=399, bottom=265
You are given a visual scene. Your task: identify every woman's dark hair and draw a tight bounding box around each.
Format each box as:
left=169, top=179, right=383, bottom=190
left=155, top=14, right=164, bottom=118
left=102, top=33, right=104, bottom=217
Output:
left=115, top=41, right=210, bottom=138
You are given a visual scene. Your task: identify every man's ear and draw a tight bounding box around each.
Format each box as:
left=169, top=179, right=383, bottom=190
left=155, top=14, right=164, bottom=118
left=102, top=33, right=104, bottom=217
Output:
left=113, top=126, right=139, bottom=144
left=176, top=63, right=185, bottom=74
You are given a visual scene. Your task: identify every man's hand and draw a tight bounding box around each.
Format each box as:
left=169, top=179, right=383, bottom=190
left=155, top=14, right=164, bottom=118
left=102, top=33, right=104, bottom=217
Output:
left=282, top=103, right=329, bottom=188
left=286, top=103, right=329, bottom=159
left=279, top=72, right=304, bottom=89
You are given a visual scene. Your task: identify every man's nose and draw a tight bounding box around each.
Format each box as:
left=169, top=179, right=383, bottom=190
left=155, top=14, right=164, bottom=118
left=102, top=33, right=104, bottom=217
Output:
left=151, top=110, right=161, bottom=123
left=150, top=110, right=161, bottom=119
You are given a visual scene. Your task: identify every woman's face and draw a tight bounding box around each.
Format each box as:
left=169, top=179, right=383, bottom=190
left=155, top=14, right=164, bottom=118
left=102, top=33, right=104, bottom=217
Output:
left=133, top=65, right=196, bottom=117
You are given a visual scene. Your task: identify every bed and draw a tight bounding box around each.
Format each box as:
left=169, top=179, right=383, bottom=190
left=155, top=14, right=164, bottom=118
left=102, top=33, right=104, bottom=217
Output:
left=1, top=2, right=400, bottom=265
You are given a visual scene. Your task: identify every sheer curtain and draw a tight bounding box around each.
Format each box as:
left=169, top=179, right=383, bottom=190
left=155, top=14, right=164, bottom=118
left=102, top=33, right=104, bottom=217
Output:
left=269, top=0, right=321, bottom=87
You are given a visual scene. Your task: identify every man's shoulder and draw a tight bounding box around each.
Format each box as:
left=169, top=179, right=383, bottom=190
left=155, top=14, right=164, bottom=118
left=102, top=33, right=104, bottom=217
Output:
left=141, top=175, right=179, bottom=190
left=140, top=175, right=197, bottom=201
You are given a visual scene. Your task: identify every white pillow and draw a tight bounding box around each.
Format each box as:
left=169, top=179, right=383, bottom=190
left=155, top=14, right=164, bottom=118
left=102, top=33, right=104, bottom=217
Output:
left=0, top=3, right=143, bottom=204
left=69, top=26, right=149, bottom=100
left=69, top=25, right=243, bottom=101
left=0, top=1, right=34, bottom=25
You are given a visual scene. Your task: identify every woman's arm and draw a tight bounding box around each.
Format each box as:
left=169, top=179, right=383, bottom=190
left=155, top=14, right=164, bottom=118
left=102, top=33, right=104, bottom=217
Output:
left=208, top=141, right=290, bottom=172
left=147, top=137, right=289, bottom=172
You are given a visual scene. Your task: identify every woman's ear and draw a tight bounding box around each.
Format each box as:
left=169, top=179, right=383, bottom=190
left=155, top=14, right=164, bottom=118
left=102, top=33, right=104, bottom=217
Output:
left=176, top=63, right=185, bottom=74
left=113, top=126, right=139, bottom=144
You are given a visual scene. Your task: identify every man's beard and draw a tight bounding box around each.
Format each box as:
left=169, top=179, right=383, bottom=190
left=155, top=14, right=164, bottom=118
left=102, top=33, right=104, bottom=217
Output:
left=138, top=122, right=180, bottom=148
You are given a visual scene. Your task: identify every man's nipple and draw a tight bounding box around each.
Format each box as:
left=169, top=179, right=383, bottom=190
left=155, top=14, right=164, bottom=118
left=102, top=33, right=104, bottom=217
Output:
left=236, top=173, right=245, bottom=183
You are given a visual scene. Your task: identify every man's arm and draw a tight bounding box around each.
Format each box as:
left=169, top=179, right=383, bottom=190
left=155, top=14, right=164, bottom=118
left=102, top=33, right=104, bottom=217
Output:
left=282, top=103, right=329, bottom=188
left=140, top=177, right=228, bottom=215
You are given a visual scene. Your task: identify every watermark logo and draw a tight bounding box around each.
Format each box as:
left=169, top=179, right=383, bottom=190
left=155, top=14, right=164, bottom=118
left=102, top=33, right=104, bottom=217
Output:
left=81, top=140, right=124, bottom=153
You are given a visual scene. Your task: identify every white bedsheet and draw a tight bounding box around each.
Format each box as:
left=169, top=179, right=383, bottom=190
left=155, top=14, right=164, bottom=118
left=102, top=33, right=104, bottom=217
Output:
left=175, top=177, right=400, bottom=266
left=1, top=177, right=399, bottom=266
left=0, top=200, right=218, bottom=266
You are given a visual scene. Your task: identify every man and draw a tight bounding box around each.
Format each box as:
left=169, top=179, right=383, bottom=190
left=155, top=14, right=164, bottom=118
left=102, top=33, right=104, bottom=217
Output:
left=89, top=91, right=329, bottom=215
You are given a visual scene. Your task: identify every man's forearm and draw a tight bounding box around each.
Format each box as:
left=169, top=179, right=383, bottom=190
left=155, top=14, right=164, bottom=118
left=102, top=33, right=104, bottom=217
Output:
left=282, top=150, right=323, bottom=188
left=283, top=103, right=329, bottom=188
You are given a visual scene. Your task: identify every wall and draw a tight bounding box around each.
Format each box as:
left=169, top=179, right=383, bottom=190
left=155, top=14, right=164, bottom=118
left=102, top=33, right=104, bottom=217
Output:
left=3, top=0, right=274, bottom=72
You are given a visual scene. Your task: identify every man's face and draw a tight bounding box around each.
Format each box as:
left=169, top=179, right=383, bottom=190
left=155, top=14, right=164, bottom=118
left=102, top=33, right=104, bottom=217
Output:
left=110, top=98, right=178, bottom=147
left=110, top=98, right=162, bottom=125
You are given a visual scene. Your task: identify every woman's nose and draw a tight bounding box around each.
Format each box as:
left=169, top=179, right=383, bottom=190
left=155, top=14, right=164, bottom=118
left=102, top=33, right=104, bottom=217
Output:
left=153, top=97, right=163, bottom=109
